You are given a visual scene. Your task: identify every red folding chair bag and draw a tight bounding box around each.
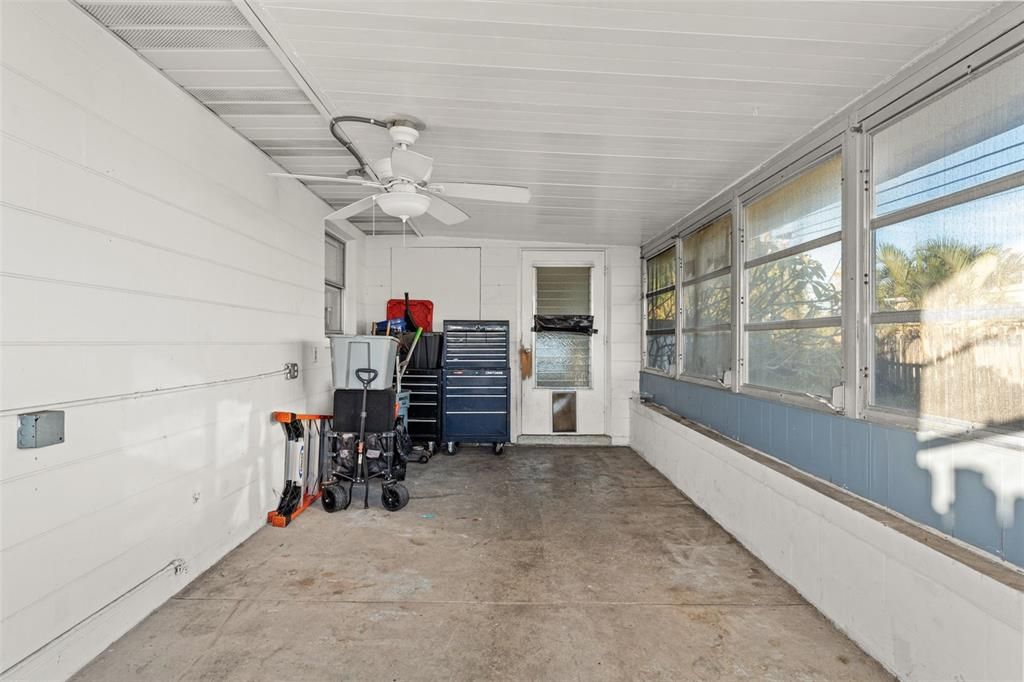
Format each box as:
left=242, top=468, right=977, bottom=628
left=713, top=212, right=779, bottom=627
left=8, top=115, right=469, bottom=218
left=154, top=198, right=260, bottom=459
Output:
left=386, top=297, right=434, bottom=332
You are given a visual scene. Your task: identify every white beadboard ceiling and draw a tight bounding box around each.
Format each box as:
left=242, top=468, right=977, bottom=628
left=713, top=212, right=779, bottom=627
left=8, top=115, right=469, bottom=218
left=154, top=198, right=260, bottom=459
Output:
left=77, top=0, right=996, bottom=244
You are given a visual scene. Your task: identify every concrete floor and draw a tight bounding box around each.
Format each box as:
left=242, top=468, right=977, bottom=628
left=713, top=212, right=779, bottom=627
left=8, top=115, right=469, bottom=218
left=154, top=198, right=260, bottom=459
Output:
left=76, top=446, right=890, bottom=681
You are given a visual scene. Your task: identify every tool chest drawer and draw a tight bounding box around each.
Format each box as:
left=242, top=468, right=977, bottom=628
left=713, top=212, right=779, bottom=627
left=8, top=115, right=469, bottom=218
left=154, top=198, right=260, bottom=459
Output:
left=442, top=368, right=510, bottom=442
left=402, top=368, right=440, bottom=442
left=442, top=320, right=510, bottom=368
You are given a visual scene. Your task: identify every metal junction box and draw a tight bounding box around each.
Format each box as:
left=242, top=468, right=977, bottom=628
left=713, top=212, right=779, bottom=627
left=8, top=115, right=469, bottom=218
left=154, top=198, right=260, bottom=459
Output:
left=17, top=410, right=65, bottom=449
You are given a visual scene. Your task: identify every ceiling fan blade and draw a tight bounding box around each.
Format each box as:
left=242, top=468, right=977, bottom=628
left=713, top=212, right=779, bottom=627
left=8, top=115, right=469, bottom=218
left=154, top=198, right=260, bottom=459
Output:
left=325, top=195, right=378, bottom=222
left=269, top=172, right=380, bottom=187
left=391, top=148, right=433, bottom=183
left=425, top=195, right=470, bottom=225
left=425, top=182, right=530, bottom=204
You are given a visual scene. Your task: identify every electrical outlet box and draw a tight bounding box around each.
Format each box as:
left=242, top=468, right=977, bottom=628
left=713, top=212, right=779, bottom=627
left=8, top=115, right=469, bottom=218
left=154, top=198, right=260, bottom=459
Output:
left=18, top=411, right=65, bottom=449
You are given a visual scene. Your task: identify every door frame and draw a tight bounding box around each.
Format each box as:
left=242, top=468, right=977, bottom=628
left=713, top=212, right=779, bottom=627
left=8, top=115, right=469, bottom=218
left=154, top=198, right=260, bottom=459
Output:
left=518, top=249, right=608, bottom=437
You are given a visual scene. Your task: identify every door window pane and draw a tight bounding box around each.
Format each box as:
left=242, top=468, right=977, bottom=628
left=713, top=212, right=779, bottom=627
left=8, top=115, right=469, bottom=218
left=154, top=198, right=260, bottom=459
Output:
left=537, top=267, right=590, bottom=314
left=536, top=333, right=591, bottom=388
left=747, top=327, right=842, bottom=397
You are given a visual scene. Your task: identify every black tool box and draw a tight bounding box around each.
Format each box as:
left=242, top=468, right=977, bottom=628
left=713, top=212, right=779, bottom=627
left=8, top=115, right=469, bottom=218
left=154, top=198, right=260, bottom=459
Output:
left=441, top=321, right=510, bottom=455
left=402, top=368, right=441, bottom=461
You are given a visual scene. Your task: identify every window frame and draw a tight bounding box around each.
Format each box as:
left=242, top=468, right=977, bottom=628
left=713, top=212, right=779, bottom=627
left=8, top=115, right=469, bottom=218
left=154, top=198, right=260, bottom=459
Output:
left=325, top=233, right=345, bottom=336
left=677, top=210, right=734, bottom=388
left=861, top=48, right=1024, bottom=442
left=737, top=148, right=846, bottom=406
left=639, top=26, right=1024, bottom=446
left=642, top=243, right=679, bottom=377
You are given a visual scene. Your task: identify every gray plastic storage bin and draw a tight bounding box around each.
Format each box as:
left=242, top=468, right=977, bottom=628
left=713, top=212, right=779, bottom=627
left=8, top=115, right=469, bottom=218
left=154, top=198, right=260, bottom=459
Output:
left=330, top=335, right=398, bottom=390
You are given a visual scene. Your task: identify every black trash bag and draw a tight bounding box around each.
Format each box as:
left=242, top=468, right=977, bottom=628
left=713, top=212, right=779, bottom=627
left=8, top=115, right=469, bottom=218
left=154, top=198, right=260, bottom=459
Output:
left=532, top=314, right=597, bottom=335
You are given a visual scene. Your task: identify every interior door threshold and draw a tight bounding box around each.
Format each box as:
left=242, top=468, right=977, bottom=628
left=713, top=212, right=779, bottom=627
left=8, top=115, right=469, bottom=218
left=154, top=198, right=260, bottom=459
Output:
left=517, top=434, right=612, bottom=446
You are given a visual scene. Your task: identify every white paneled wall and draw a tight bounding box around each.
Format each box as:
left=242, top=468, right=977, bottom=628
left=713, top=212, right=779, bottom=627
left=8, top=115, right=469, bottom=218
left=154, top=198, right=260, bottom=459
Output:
left=357, top=236, right=640, bottom=444
left=0, top=2, right=333, bottom=678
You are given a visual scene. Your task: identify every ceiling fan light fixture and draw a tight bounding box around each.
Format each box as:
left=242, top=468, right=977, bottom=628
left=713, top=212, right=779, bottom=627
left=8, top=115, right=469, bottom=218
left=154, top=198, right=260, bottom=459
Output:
left=375, top=191, right=430, bottom=220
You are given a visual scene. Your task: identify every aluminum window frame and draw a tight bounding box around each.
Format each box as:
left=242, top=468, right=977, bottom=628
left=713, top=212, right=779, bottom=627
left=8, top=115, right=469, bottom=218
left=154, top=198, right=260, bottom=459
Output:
left=325, top=233, right=345, bottom=335
left=639, top=11, right=1024, bottom=441
left=862, top=47, right=1024, bottom=440
left=642, top=243, right=679, bottom=377
left=738, top=148, right=846, bottom=406
left=677, top=210, right=734, bottom=387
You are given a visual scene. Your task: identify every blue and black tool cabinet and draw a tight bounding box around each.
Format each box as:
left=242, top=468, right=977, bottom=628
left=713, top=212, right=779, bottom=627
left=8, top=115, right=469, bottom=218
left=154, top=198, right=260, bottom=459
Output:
left=441, top=320, right=510, bottom=455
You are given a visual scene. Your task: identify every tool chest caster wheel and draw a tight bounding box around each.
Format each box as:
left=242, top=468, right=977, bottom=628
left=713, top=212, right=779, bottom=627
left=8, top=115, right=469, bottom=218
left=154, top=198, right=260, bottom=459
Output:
left=322, top=484, right=349, bottom=513
left=444, top=441, right=457, bottom=456
left=381, top=484, right=410, bottom=511
left=493, top=442, right=504, bottom=455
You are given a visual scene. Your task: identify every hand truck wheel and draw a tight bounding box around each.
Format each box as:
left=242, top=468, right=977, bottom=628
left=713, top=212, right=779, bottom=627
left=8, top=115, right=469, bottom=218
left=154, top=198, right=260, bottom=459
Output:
left=381, top=483, right=410, bottom=512
left=321, top=484, right=349, bottom=513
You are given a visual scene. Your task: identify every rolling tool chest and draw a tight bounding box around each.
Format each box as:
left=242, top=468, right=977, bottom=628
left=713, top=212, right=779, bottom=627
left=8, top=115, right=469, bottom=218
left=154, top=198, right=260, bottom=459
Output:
left=441, top=320, right=510, bottom=455
left=402, top=368, right=441, bottom=460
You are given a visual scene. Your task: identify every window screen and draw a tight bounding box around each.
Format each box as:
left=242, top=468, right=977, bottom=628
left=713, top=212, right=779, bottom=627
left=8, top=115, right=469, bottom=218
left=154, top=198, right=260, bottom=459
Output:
left=743, top=154, right=843, bottom=397
left=870, top=51, right=1024, bottom=430
left=680, top=213, right=732, bottom=381
left=534, top=267, right=592, bottom=388
left=645, top=247, right=677, bottom=374
left=325, top=235, right=345, bottom=334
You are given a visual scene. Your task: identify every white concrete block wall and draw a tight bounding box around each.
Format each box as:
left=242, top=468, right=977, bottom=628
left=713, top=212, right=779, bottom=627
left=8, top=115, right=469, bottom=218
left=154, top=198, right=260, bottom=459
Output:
left=630, top=399, right=1024, bottom=681
left=0, top=2, right=335, bottom=678
left=357, top=237, right=641, bottom=444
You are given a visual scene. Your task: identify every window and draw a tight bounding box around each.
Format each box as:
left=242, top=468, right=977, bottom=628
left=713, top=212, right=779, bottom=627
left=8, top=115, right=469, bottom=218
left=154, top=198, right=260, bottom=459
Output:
left=534, top=267, right=592, bottom=388
left=680, top=213, right=732, bottom=381
left=325, top=234, right=345, bottom=334
left=644, top=247, right=677, bottom=374
left=870, top=51, right=1024, bottom=430
left=743, top=154, right=843, bottom=397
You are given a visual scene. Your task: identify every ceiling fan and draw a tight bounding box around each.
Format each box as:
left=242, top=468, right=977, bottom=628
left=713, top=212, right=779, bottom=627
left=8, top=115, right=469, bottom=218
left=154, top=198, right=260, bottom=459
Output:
left=269, top=117, right=530, bottom=228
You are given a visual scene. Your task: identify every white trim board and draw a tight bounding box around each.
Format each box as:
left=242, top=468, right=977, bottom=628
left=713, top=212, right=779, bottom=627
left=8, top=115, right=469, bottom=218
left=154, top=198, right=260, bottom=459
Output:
left=630, top=398, right=1024, bottom=681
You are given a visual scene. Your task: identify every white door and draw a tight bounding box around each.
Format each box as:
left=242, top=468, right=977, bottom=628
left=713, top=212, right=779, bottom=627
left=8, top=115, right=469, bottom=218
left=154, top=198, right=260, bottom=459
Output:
left=520, top=251, right=606, bottom=435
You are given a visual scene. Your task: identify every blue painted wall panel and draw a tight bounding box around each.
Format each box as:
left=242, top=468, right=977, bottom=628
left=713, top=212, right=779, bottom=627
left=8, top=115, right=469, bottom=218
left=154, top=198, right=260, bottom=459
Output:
left=639, top=371, right=1022, bottom=569
left=868, top=425, right=891, bottom=509
left=1005, top=498, right=1024, bottom=568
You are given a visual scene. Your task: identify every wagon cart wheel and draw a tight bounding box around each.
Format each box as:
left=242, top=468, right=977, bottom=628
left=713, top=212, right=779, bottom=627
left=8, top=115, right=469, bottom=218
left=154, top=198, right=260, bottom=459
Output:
left=321, top=484, right=349, bottom=513
left=381, top=483, right=410, bottom=512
